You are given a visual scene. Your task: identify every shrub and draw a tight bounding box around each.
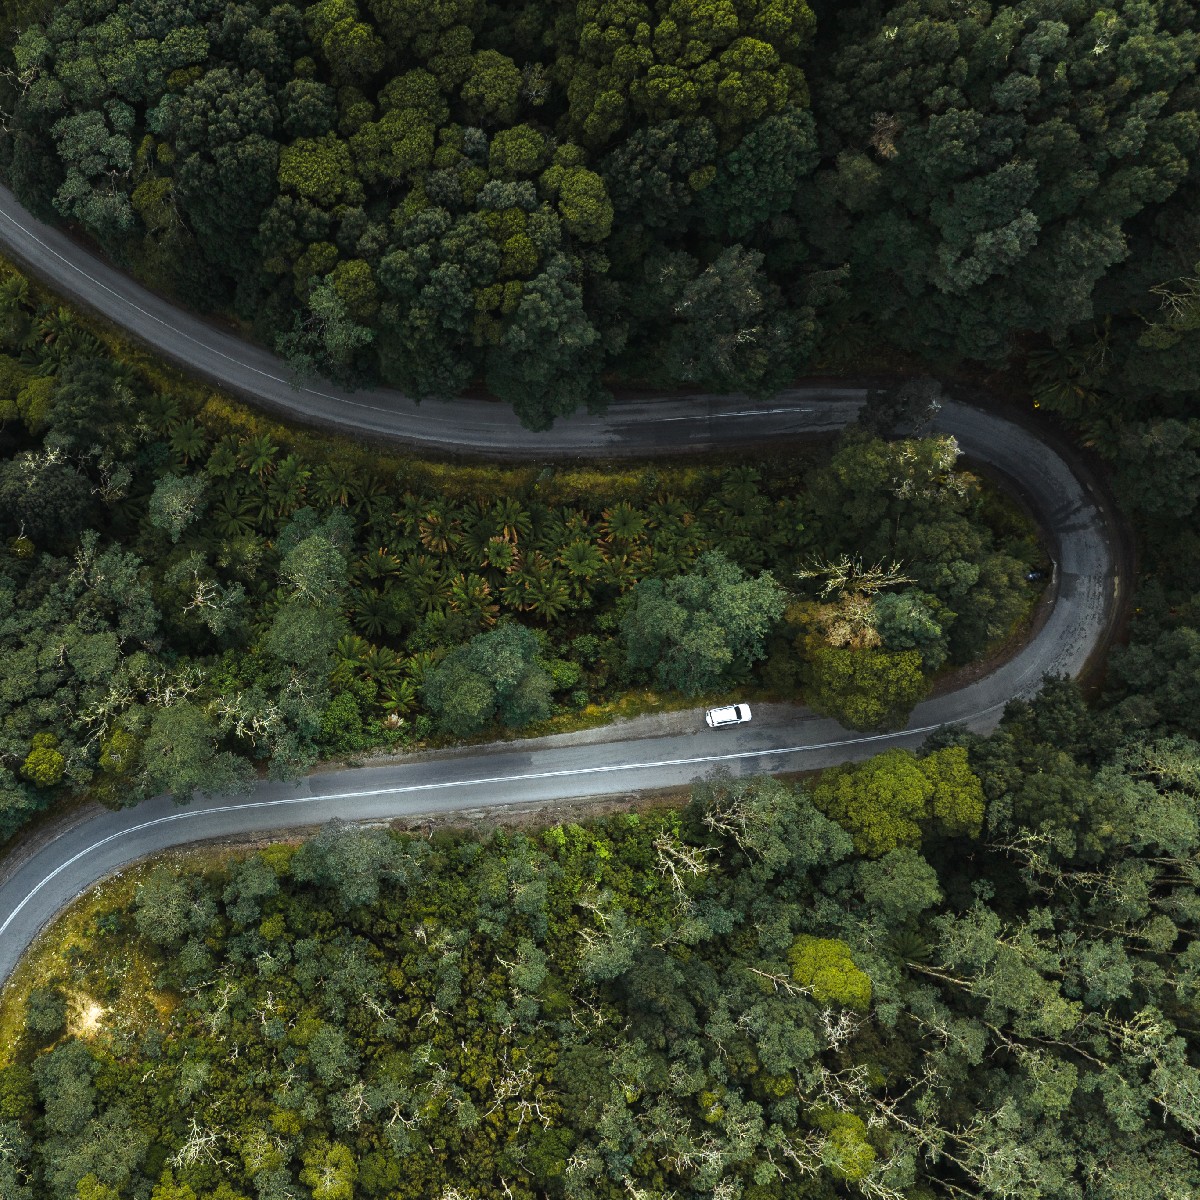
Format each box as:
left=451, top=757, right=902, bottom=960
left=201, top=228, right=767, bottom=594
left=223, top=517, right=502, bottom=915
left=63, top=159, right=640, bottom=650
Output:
left=319, top=693, right=365, bottom=754
left=25, top=986, right=68, bottom=1039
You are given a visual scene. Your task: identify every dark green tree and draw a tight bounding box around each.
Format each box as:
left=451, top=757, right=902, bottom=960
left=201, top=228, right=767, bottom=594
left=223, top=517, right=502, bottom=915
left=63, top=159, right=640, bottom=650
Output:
left=620, top=551, right=787, bottom=695
left=423, top=622, right=553, bottom=735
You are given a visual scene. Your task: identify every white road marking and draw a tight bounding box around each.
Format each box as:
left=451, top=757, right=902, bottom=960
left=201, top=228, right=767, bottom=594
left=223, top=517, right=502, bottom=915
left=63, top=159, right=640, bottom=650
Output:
left=0, top=200, right=837, bottom=438
left=0, top=201, right=1118, bottom=983
left=0, top=719, right=959, bottom=942
left=662, top=408, right=815, bottom=421
left=0, top=203, right=590, bottom=434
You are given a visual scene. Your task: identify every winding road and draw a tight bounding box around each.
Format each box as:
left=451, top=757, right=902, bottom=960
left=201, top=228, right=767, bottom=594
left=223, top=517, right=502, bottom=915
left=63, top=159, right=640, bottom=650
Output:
left=0, top=183, right=1122, bottom=988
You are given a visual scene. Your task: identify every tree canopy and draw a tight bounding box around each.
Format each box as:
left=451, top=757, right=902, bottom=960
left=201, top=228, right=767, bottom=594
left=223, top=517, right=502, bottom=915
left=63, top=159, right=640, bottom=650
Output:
left=3, top=0, right=1194, bottom=424
left=619, top=550, right=788, bottom=695
left=423, top=622, right=554, bottom=736
left=8, top=683, right=1200, bottom=1199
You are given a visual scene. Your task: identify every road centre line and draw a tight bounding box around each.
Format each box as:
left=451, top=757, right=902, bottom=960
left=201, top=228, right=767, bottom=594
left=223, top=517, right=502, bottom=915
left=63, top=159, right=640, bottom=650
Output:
left=0, top=204, right=492, bottom=427
left=0, top=202, right=834, bottom=439
left=0, top=192, right=1115, bottom=985
left=662, top=407, right=816, bottom=420
left=0, top=719, right=956, bottom=943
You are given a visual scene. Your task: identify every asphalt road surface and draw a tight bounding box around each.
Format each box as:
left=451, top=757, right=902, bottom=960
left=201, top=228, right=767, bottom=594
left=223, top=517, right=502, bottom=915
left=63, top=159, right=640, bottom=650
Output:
left=0, top=182, right=902, bottom=454
left=0, top=184, right=1122, bottom=988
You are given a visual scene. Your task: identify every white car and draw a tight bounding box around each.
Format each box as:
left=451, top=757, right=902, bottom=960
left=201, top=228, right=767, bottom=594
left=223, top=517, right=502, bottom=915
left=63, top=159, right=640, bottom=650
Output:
left=705, top=703, right=752, bottom=728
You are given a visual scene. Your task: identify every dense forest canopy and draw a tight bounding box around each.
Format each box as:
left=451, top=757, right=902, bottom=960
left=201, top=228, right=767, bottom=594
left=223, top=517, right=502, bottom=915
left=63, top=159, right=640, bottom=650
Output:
left=6, top=684, right=1200, bottom=1200
left=0, top=0, right=1197, bottom=425
left=3, top=0, right=1200, bottom=1196
left=0, top=261, right=1041, bottom=844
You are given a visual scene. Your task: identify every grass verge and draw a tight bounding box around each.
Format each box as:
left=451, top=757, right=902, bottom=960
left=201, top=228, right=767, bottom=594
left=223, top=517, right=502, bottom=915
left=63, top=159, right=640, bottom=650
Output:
left=0, top=847, right=231, bottom=1067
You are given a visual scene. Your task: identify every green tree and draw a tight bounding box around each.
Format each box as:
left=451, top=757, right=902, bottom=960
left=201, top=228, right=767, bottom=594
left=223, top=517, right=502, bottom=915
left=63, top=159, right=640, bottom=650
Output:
left=362, top=0, right=480, bottom=52
left=812, top=0, right=1200, bottom=362
left=484, top=253, right=607, bottom=430
left=265, top=601, right=344, bottom=674
left=804, top=645, right=927, bottom=731
left=461, top=49, right=521, bottom=125
left=1115, top=419, right=1200, bottom=521
left=148, top=473, right=208, bottom=543
left=31, top=1040, right=96, bottom=1139
left=14, top=375, right=55, bottom=433
left=698, top=105, right=817, bottom=238
left=808, top=746, right=984, bottom=856
left=305, top=0, right=387, bottom=86
left=854, top=846, right=942, bottom=924
left=659, top=245, right=808, bottom=394
left=21, top=733, right=65, bottom=788
left=350, top=107, right=437, bottom=185
left=691, top=770, right=853, bottom=868
left=788, top=935, right=872, bottom=1011
left=172, top=68, right=282, bottom=275
left=277, top=279, right=375, bottom=380
left=541, top=164, right=614, bottom=242
left=50, top=111, right=135, bottom=243
left=600, top=117, right=718, bottom=232
left=561, top=0, right=814, bottom=145
left=873, top=589, right=949, bottom=670
left=24, top=986, right=67, bottom=1039
left=811, top=1110, right=876, bottom=1184
left=134, top=866, right=219, bottom=946
left=278, top=134, right=362, bottom=207
left=149, top=1174, right=197, bottom=1200
left=423, top=622, right=553, bottom=736
left=318, top=692, right=364, bottom=754
left=1110, top=620, right=1200, bottom=739
left=278, top=509, right=351, bottom=605
left=0, top=451, right=93, bottom=547
left=0, top=1119, right=33, bottom=1200
left=620, top=551, right=787, bottom=695
left=140, top=703, right=253, bottom=802
left=0, top=773, right=38, bottom=842
left=291, top=820, right=422, bottom=909
left=299, top=1139, right=357, bottom=1200
left=281, top=79, right=337, bottom=138
left=489, top=124, right=546, bottom=177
